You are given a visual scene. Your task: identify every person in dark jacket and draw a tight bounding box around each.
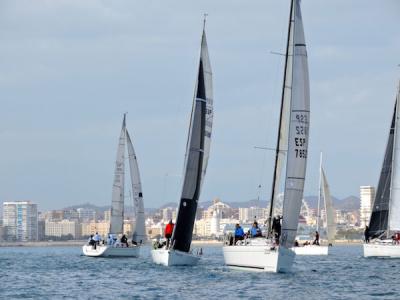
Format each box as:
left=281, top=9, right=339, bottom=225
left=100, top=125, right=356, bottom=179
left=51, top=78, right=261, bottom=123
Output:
left=312, top=231, right=320, bottom=245
left=364, top=225, right=370, bottom=243
left=121, top=234, right=129, bottom=247
left=272, top=216, right=282, bottom=244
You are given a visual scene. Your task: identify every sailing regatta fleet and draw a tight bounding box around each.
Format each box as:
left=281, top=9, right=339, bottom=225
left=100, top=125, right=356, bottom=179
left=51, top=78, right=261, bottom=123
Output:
left=81, top=0, right=400, bottom=272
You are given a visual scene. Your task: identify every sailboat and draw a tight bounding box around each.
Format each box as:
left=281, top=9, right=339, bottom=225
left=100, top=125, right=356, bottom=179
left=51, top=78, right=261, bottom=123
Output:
left=82, top=115, right=146, bottom=257
left=364, top=84, right=400, bottom=258
left=222, top=0, right=310, bottom=272
left=293, top=154, right=336, bottom=255
left=151, top=19, right=213, bottom=266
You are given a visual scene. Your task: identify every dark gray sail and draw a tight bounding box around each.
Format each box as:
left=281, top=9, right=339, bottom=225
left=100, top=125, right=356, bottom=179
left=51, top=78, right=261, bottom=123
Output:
left=171, top=28, right=213, bottom=253
left=369, top=104, right=396, bottom=238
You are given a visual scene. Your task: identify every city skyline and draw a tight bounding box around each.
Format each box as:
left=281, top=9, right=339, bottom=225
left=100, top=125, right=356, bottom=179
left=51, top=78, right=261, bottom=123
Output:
left=0, top=1, right=399, bottom=210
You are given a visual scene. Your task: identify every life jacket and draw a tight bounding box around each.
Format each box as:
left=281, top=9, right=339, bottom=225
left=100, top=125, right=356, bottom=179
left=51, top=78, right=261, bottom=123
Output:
left=165, top=223, right=174, bottom=236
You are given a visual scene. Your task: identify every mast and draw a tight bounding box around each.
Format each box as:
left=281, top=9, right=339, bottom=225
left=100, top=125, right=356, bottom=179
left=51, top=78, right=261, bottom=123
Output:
left=267, top=0, right=295, bottom=236
left=316, top=152, right=322, bottom=232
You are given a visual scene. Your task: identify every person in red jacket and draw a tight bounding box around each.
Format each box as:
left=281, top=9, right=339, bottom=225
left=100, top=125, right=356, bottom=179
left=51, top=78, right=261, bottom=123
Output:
left=165, top=219, right=174, bottom=248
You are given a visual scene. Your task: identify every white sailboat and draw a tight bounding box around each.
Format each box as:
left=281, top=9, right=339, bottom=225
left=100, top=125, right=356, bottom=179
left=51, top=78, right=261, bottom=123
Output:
left=364, top=84, right=400, bottom=258
left=293, top=154, right=336, bottom=255
left=222, top=0, right=310, bottom=272
left=151, top=19, right=213, bottom=266
left=83, top=115, right=146, bottom=257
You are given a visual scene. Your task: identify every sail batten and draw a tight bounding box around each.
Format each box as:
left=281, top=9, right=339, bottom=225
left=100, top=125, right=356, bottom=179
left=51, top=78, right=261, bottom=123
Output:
left=171, top=28, right=213, bottom=252
left=280, top=0, right=310, bottom=249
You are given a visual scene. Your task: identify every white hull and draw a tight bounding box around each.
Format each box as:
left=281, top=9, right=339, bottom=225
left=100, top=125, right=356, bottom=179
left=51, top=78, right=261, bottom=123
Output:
left=151, top=249, right=201, bottom=266
left=292, top=245, right=328, bottom=255
left=222, top=239, right=295, bottom=273
left=364, top=241, right=400, bottom=258
left=82, top=245, right=140, bottom=257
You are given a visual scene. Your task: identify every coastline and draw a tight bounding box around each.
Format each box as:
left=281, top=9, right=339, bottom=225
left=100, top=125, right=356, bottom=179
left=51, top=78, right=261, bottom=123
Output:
left=0, top=239, right=363, bottom=247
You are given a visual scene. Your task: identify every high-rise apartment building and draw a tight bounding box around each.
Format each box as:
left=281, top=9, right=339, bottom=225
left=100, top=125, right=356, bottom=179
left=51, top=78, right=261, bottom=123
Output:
left=77, top=208, right=96, bottom=222
left=360, top=186, right=375, bottom=228
left=239, top=207, right=266, bottom=222
left=3, top=201, right=38, bottom=241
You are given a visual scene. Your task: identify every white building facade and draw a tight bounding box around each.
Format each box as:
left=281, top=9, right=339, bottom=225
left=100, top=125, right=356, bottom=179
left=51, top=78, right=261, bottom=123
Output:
left=45, top=220, right=81, bottom=238
left=360, top=186, right=375, bottom=228
left=3, top=201, right=38, bottom=241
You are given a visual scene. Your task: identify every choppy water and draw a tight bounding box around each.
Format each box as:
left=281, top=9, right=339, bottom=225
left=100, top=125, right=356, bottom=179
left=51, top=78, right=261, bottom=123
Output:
left=0, top=244, right=398, bottom=299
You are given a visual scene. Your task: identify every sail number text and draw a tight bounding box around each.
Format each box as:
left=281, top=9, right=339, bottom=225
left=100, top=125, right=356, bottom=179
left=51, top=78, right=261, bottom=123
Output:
left=293, top=113, right=308, bottom=159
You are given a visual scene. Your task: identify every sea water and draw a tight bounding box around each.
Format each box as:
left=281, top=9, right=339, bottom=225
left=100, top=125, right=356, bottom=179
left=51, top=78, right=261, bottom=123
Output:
left=0, top=244, right=397, bottom=299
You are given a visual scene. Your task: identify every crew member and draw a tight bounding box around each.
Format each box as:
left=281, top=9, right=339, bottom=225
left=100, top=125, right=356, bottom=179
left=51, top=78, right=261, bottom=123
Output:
left=250, top=221, right=262, bottom=238
left=364, top=225, right=370, bottom=243
left=165, top=220, right=174, bottom=248
left=121, top=234, right=129, bottom=247
left=234, top=223, right=245, bottom=244
left=272, top=216, right=282, bottom=244
left=313, top=231, right=320, bottom=245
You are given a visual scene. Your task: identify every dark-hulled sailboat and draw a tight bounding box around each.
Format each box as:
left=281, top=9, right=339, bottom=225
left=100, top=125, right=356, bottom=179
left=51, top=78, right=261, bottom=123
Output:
left=151, top=19, right=213, bottom=266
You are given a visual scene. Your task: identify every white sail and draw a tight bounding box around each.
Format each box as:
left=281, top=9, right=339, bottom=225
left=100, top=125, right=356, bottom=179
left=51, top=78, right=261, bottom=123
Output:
left=110, top=117, right=126, bottom=235
left=126, top=130, right=146, bottom=243
left=389, top=86, right=400, bottom=231
left=281, top=0, right=310, bottom=249
left=321, top=167, right=336, bottom=243
left=269, top=8, right=293, bottom=222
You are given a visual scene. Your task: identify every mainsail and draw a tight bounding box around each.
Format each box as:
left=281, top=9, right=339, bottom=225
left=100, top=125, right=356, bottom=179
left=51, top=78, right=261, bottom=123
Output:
left=127, top=130, right=146, bottom=244
left=171, top=26, right=213, bottom=252
left=110, top=116, right=126, bottom=235
left=389, top=88, right=400, bottom=232
left=369, top=104, right=396, bottom=237
left=280, top=0, right=310, bottom=249
left=321, top=167, right=336, bottom=243
left=267, top=0, right=293, bottom=235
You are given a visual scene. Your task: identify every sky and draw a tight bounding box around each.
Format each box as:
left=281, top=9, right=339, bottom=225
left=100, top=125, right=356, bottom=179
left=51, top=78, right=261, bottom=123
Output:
left=0, top=0, right=399, bottom=211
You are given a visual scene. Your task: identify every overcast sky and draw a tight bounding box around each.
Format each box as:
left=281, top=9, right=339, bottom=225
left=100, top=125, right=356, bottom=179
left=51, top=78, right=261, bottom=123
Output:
left=0, top=0, right=399, bottom=210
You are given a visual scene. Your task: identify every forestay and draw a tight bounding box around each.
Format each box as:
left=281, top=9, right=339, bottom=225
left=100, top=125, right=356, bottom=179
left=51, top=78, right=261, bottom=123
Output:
left=127, top=130, right=146, bottom=244
left=321, top=168, right=336, bottom=243
left=389, top=88, right=400, bottom=231
left=369, top=104, right=396, bottom=237
left=280, top=0, right=310, bottom=249
left=172, top=27, right=213, bottom=253
left=110, top=117, right=126, bottom=235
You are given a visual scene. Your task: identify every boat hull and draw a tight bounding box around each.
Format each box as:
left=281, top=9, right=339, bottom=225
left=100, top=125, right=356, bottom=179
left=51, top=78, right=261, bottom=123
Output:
left=82, top=245, right=140, bottom=257
left=364, top=242, right=400, bottom=258
left=222, top=243, right=295, bottom=273
left=151, top=249, right=200, bottom=266
left=292, top=245, right=328, bottom=255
